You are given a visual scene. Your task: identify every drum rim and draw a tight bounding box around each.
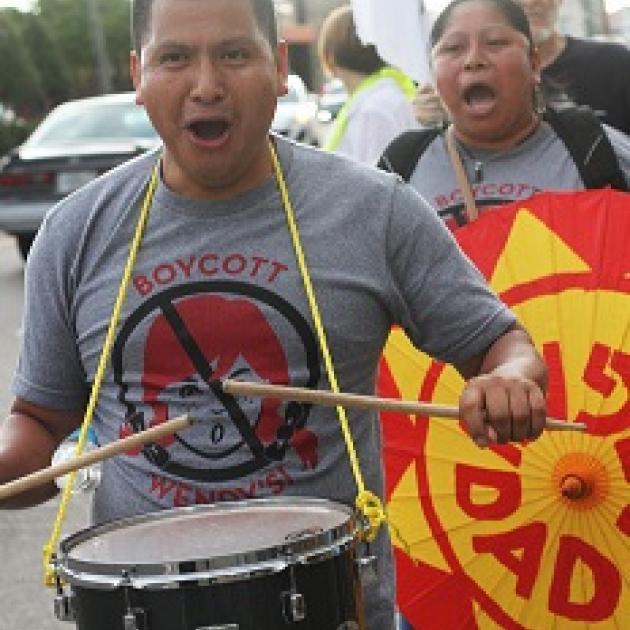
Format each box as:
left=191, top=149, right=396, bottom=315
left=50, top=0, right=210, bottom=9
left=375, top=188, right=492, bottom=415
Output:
left=58, top=497, right=358, bottom=587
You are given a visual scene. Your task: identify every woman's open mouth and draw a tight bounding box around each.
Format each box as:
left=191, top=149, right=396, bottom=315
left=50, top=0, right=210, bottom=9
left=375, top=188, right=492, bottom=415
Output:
left=462, top=83, right=497, bottom=116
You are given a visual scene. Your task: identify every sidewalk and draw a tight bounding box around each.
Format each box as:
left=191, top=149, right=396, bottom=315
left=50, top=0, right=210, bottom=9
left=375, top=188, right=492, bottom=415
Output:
left=0, top=496, right=91, bottom=629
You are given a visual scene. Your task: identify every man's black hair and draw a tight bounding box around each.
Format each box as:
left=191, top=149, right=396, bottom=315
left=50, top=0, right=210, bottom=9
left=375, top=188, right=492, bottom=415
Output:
left=430, top=0, right=533, bottom=49
left=131, top=0, right=278, bottom=54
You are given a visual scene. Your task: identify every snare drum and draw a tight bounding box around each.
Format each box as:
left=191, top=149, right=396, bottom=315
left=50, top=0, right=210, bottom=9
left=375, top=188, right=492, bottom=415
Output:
left=55, top=497, right=366, bottom=629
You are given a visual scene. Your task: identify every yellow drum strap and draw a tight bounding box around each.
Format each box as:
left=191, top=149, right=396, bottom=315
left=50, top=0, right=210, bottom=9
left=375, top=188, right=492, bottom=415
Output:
left=42, top=162, right=160, bottom=586
left=269, top=143, right=386, bottom=541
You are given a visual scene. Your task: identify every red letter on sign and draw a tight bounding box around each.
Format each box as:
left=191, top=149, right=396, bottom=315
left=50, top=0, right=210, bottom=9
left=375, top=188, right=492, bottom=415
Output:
left=616, top=437, right=630, bottom=483
left=616, top=437, right=630, bottom=536
left=472, top=522, right=546, bottom=598
left=456, top=464, right=521, bottom=520
left=549, top=536, right=621, bottom=621
left=578, top=346, right=630, bottom=434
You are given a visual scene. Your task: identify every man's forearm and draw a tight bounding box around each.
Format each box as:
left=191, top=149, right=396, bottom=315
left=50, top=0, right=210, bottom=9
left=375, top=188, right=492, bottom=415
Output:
left=0, top=412, right=61, bottom=508
left=456, top=324, right=548, bottom=390
left=477, top=326, right=548, bottom=391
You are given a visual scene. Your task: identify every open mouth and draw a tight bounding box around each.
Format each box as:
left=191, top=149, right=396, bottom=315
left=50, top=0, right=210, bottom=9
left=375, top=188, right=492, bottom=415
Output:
left=187, top=119, right=230, bottom=142
left=462, top=83, right=497, bottom=115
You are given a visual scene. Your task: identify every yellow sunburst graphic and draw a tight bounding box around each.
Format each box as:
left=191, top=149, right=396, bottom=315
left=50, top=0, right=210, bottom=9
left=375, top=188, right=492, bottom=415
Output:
left=382, top=194, right=630, bottom=629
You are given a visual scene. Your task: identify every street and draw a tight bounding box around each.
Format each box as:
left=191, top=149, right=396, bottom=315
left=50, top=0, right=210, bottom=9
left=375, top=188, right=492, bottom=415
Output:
left=0, top=234, right=89, bottom=630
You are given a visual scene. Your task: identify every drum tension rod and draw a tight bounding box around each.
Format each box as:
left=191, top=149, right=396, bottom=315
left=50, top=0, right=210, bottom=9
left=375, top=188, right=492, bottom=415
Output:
left=52, top=555, right=76, bottom=623
left=281, top=555, right=306, bottom=624
left=121, top=570, right=148, bottom=630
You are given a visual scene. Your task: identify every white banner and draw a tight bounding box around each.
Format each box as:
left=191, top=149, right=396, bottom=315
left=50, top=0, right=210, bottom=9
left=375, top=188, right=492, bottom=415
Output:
left=350, top=0, right=436, bottom=85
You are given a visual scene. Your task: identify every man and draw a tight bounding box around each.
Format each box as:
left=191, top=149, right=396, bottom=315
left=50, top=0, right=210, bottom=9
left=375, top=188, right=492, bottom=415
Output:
left=416, top=0, right=630, bottom=135
left=518, top=0, right=630, bottom=135
left=0, top=1, right=547, bottom=628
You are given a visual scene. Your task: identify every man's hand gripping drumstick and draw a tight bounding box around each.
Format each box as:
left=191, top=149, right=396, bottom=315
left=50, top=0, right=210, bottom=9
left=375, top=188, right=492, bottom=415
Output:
left=221, top=380, right=584, bottom=433
left=0, top=415, right=194, bottom=502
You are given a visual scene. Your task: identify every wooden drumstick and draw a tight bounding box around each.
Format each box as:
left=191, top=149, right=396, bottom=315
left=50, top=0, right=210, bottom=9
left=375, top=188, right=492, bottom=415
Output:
left=221, top=379, right=586, bottom=433
left=0, top=414, right=194, bottom=501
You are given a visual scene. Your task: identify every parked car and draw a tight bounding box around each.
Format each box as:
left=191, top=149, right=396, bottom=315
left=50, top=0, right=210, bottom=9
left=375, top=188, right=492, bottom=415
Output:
left=312, top=78, right=348, bottom=148
left=0, top=102, right=17, bottom=124
left=0, top=92, right=160, bottom=260
left=271, top=74, right=319, bottom=145
left=318, top=78, right=347, bottom=121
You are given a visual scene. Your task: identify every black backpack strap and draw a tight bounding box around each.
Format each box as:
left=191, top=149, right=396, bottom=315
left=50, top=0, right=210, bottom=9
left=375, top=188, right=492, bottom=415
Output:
left=544, top=107, right=629, bottom=191
left=378, top=128, right=441, bottom=182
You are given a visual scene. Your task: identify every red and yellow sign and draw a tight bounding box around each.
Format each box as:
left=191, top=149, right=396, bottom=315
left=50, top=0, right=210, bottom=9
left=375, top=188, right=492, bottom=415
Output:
left=380, top=190, right=630, bottom=629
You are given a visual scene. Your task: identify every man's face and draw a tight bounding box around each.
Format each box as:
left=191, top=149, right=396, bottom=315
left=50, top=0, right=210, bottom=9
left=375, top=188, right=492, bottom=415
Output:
left=131, top=0, right=288, bottom=200
left=516, top=0, right=561, bottom=45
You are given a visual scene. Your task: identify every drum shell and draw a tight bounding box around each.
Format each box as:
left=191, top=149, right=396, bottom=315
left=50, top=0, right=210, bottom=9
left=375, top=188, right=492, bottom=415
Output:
left=58, top=498, right=366, bottom=630
left=70, top=549, right=364, bottom=629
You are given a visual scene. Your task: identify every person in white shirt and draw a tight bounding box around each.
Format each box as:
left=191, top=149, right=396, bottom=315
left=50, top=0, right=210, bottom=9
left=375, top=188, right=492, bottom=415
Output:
left=318, top=5, right=419, bottom=165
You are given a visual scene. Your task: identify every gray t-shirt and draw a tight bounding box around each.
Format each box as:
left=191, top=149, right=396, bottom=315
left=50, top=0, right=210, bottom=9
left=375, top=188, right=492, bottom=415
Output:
left=14, top=137, right=515, bottom=629
left=408, top=121, right=630, bottom=227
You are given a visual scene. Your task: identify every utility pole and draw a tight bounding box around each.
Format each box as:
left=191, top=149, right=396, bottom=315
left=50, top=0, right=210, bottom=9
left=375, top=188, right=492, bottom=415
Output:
left=294, top=0, right=307, bottom=23
left=86, top=0, right=113, bottom=94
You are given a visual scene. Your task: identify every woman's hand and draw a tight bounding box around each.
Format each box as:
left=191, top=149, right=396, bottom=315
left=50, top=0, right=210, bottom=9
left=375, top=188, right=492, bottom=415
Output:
left=413, top=84, right=448, bottom=127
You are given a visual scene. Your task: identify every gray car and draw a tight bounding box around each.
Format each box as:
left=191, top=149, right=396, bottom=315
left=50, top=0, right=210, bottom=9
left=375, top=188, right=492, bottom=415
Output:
left=271, top=74, right=319, bottom=145
left=0, top=84, right=321, bottom=261
left=0, top=92, right=160, bottom=260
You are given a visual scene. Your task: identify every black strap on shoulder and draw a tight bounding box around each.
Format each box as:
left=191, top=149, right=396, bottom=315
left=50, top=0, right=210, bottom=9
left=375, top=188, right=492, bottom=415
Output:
left=378, top=109, right=628, bottom=191
left=544, top=106, right=629, bottom=191
left=377, top=128, right=441, bottom=182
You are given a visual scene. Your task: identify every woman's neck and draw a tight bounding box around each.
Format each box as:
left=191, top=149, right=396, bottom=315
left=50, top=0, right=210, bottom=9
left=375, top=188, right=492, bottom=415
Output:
left=454, top=113, right=542, bottom=152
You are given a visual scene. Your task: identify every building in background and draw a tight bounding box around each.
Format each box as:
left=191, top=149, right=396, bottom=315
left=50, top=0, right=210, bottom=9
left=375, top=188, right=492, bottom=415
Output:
left=275, top=0, right=343, bottom=90
left=608, top=7, right=630, bottom=41
left=560, top=0, right=608, bottom=36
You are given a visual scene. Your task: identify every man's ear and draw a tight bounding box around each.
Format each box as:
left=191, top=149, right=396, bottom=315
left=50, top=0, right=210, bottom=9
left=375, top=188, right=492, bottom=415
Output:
left=130, top=50, right=144, bottom=105
left=276, top=40, right=289, bottom=97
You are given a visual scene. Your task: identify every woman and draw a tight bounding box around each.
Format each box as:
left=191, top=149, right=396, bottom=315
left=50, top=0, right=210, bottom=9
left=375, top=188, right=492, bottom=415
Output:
left=383, top=0, right=630, bottom=227
left=318, top=5, right=419, bottom=164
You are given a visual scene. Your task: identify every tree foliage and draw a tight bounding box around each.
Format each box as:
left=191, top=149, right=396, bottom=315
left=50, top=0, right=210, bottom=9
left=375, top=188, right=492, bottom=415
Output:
left=0, top=0, right=132, bottom=122
left=0, top=119, right=35, bottom=155
left=20, top=11, right=73, bottom=108
left=0, top=10, right=46, bottom=117
left=99, top=0, right=135, bottom=92
left=37, top=0, right=133, bottom=95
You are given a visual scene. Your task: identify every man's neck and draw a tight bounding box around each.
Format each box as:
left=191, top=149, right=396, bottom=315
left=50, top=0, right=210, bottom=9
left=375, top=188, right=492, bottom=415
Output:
left=537, top=32, right=567, bottom=68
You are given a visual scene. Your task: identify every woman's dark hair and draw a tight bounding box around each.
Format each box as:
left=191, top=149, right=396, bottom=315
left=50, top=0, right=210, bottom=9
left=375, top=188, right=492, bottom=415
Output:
left=132, top=0, right=278, bottom=54
left=318, top=5, right=386, bottom=76
left=430, top=0, right=533, bottom=50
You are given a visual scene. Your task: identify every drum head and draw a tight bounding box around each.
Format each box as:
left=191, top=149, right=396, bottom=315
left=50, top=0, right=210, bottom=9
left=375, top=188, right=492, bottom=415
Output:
left=59, top=497, right=357, bottom=587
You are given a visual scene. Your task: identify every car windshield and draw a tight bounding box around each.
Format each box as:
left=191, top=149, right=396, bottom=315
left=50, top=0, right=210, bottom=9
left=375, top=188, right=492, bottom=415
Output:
left=25, top=100, right=158, bottom=147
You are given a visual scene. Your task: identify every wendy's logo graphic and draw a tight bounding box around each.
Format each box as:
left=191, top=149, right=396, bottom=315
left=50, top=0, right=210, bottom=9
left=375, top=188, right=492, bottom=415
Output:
left=112, top=281, right=321, bottom=482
